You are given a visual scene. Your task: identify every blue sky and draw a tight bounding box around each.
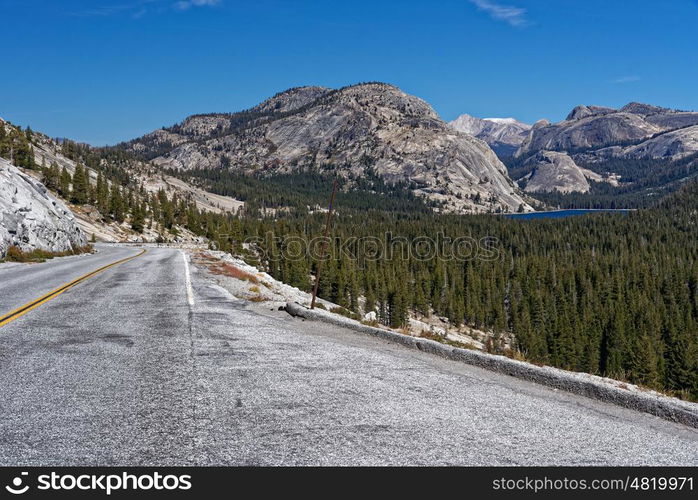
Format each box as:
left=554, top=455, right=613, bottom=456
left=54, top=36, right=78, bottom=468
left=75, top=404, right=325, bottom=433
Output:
left=1, top=0, right=697, bottom=145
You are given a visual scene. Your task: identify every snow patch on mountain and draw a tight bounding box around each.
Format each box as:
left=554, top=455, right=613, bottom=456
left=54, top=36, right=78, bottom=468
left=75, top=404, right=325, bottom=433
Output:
left=449, top=113, right=531, bottom=157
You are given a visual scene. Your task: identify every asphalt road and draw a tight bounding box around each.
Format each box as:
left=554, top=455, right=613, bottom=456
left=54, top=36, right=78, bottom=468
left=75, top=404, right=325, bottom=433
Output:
left=0, top=245, right=139, bottom=317
left=0, top=244, right=697, bottom=466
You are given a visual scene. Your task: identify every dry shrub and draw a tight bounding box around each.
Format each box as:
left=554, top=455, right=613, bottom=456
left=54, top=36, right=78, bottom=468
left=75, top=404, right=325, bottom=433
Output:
left=500, top=348, right=527, bottom=362
left=330, top=306, right=360, bottom=321
left=3, top=244, right=93, bottom=263
left=419, top=330, right=444, bottom=342
left=209, top=262, right=259, bottom=283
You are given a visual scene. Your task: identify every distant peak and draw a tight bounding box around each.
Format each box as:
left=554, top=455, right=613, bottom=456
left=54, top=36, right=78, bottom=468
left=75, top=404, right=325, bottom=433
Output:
left=619, top=102, right=671, bottom=115
left=483, top=117, right=531, bottom=128
left=348, top=81, right=397, bottom=89
left=264, top=85, right=332, bottom=99
left=251, top=86, right=332, bottom=114
left=484, top=117, right=521, bottom=125
left=451, top=114, right=530, bottom=128
left=334, top=82, right=402, bottom=96
left=566, top=105, right=616, bottom=121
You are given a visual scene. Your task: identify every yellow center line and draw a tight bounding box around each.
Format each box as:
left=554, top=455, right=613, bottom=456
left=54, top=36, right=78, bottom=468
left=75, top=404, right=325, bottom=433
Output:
left=0, top=248, right=147, bottom=328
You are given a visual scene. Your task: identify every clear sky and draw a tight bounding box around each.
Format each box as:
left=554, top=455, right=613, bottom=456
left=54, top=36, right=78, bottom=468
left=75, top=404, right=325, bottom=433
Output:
left=1, top=0, right=697, bottom=145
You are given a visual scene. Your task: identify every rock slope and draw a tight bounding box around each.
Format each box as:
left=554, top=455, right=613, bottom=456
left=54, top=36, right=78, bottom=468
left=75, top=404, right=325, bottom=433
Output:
left=449, top=113, right=531, bottom=157
left=590, top=125, right=698, bottom=161
left=520, top=151, right=591, bottom=193
left=512, top=102, right=698, bottom=194
left=121, top=86, right=333, bottom=161
left=125, top=83, right=533, bottom=213
left=0, top=158, right=86, bottom=257
left=516, top=102, right=698, bottom=160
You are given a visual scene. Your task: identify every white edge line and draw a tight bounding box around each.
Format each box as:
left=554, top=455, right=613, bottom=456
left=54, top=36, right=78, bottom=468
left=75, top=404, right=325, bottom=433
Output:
left=182, top=250, right=195, bottom=306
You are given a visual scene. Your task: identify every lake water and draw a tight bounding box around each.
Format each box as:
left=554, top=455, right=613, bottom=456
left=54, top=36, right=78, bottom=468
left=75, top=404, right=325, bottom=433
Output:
left=505, top=209, right=634, bottom=220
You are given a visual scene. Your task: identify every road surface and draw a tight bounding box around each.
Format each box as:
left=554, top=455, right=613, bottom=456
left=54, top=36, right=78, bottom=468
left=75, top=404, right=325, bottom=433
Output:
left=0, top=244, right=697, bottom=466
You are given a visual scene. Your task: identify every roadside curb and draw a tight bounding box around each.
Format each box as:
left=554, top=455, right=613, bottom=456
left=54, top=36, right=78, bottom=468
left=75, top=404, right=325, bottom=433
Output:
left=285, top=302, right=698, bottom=429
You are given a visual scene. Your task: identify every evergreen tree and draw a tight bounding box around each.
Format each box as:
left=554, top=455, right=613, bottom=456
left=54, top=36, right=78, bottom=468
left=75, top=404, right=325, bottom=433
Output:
left=59, top=167, right=71, bottom=198
left=71, top=164, right=88, bottom=204
left=130, top=202, right=146, bottom=233
left=96, top=172, right=109, bottom=213
left=109, top=184, right=125, bottom=222
left=42, top=161, right=60, bottom=191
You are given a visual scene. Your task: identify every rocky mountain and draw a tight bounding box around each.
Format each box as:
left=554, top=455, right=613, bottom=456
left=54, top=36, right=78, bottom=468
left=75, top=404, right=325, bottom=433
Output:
left=581, top=125, right=698, bottom=161
left=249, top=86, right=330, bottom=114
left=449, top=114, right=531, bottom=157
left=122, top=86, right=333, bottom=161
left=123, top=83, right=533, bottom=213
left=519, top=151, right=589, bottom=193
left=516, top=151, right=620, bottom=194
left=0, top=158, right=86, bottom=258
left=516, top=102, right=698, bottom=160
left=510, top=102, right=698, bottom=197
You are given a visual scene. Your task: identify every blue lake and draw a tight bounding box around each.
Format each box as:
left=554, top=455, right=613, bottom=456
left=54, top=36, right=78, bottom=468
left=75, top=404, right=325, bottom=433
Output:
left=505, top=209, right=634, bottom=220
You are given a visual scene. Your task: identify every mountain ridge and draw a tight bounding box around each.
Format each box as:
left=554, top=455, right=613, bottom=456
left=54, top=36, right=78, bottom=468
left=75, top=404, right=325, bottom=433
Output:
left=508, top=101, right=698, bottom=200
left=119, top=83, right=534, bottom=214
left=449, top=113, right=531, bottom=157
left=517, top=101, right=698, bottom=159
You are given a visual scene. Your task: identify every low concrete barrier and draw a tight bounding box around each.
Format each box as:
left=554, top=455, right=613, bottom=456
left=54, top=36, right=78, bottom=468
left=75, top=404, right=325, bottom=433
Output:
left=285, top=301, right=698, bottom=429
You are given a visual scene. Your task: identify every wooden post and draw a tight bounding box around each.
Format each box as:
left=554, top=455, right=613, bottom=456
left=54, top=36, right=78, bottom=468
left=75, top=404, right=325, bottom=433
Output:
left=310, top=179, right=338, bottom=309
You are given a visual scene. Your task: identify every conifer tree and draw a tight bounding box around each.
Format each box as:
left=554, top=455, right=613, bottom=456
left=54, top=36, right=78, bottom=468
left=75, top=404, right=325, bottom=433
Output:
left=96, top=172, right=109, bottom=213
left=131, top=202, right=145, bottom=233
left=109, top=184, right=125, bottom=223
left=59, top=167, right=71, bottom=198
left=43, top=161, right=60, bottom=191
left=71, top=164, right=88, bottom=204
